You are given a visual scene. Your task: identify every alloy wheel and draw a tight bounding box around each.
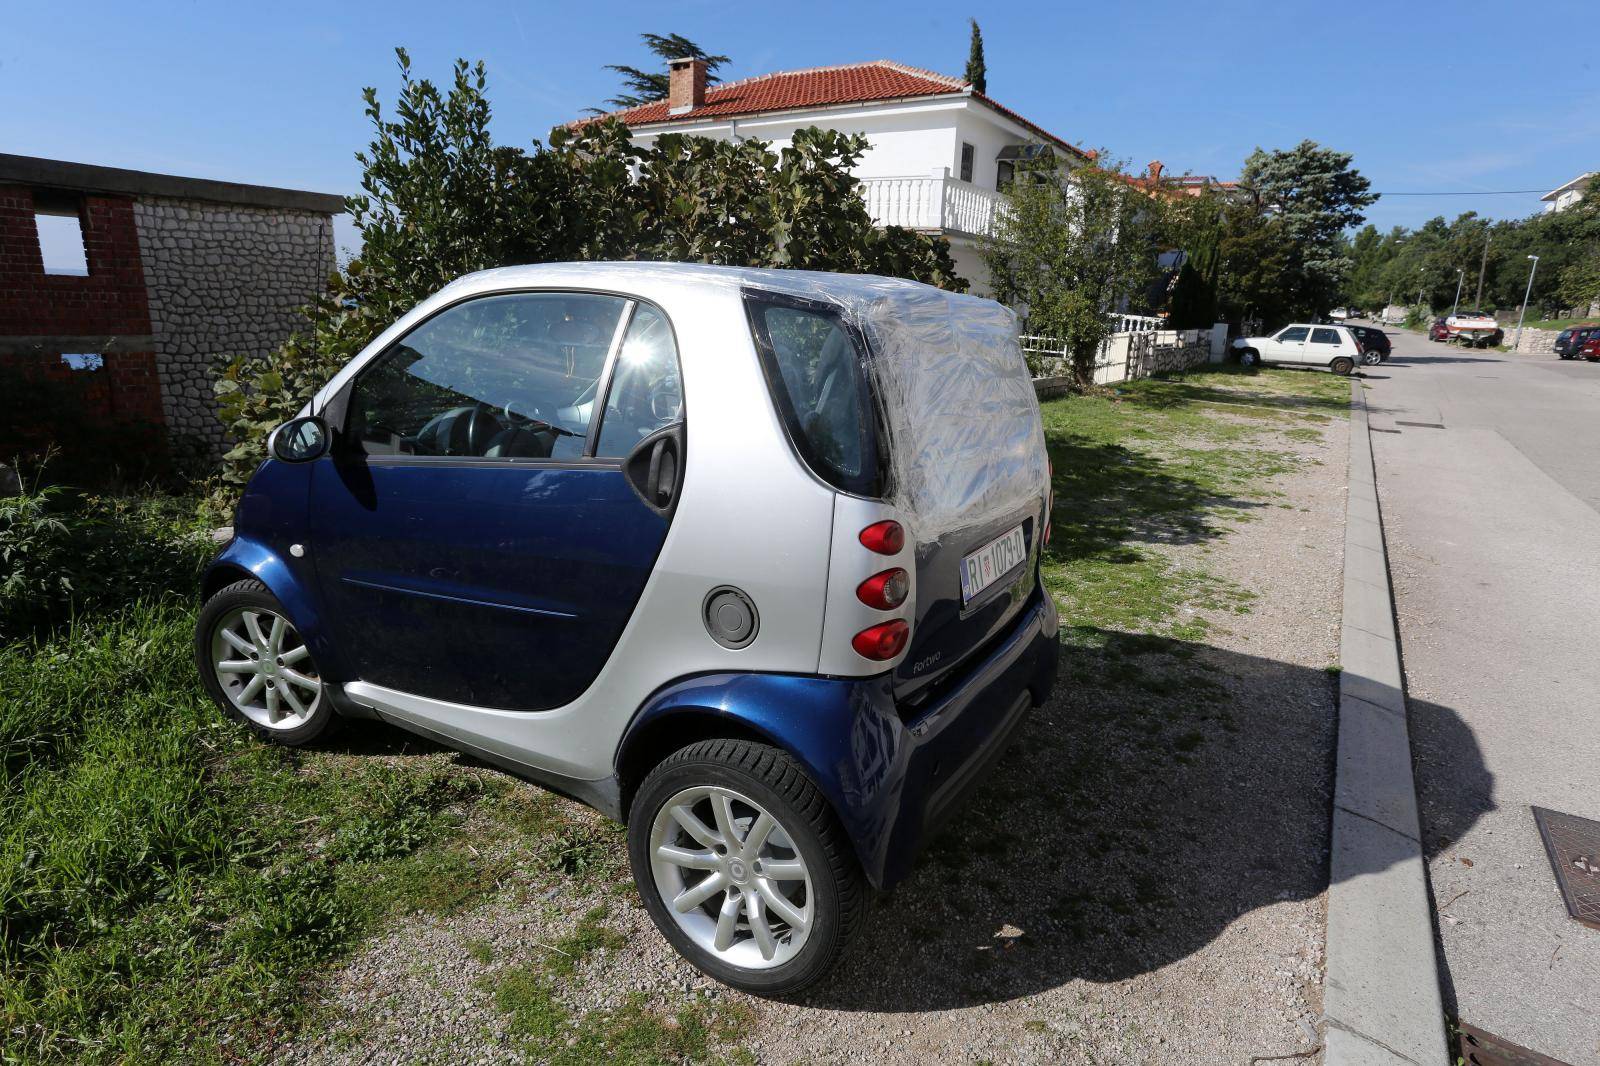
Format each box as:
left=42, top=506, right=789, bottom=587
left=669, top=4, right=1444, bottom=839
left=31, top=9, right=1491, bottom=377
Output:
left=209, top=607, right=322, bottom=730
left=648, top=785, right=814, bottom=970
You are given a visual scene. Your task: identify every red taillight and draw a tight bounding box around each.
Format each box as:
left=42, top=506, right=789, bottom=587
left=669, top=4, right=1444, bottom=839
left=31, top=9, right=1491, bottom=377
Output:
left=856, top=568, right=909, bottom=610
left=852, top=619, right=909, bottom=661
left=858, top=520, right=904, bottom=555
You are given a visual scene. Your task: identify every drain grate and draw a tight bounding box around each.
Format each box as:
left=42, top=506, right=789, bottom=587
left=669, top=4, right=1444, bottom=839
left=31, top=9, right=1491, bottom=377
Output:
left=1371, top=427, right=1402, bottom=433
left=1532, top=806, right=1600, bottom=930
left=1395, top=420, right=1445, bottom=429
left=1457, top=1022, right=1574, bottom=1065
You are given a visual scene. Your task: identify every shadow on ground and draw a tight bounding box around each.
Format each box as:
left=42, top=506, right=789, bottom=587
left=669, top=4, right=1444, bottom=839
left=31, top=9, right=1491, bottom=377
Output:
left=799, top=629, right=1490, bottom=1011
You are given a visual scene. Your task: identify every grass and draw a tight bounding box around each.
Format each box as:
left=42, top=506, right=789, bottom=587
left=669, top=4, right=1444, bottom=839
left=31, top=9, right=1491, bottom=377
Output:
left=0, top=364, right=1344, bottom=1062
left=0, top=544, right=624, bottom=1063
left=1524, top=316, right=1599, bottom=332
left=486, top=905, right=752, bottom=1065
left=1038, top=364, right=1346, bottom=641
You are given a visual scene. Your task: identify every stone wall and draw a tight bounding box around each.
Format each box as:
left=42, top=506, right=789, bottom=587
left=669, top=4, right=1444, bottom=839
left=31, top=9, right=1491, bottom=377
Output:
left=133, top=198, right=334, bottom=453
left=1506, top=327, right=1557, bottom=355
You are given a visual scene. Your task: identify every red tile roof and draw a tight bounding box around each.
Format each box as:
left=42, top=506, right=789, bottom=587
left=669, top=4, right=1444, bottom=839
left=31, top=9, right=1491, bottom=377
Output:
left=582, top=60, right=1088, bottom=159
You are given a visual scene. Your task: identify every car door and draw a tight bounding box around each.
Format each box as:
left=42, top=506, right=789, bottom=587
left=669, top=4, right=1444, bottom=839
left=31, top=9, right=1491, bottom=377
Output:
left=1308, top=326, right=1347, bottom=366
left=306, top=291, right=686, bottom=712
left=1268, top=326, right=1309, bottom=364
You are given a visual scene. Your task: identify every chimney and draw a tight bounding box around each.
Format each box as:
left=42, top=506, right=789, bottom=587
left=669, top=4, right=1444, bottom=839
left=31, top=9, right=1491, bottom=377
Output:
left=1146, top=160, right=1165, bottom=184
left=668, top=57, right=707, bottom=114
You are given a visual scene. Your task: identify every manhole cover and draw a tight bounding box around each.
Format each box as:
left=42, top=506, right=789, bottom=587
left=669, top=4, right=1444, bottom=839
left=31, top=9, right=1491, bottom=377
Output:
left=1457, top=1022, right=1574, bottom=1065
left=1395, top=420, right=1445, bottom=429
left=1532, top=806, right=1600, bottom=930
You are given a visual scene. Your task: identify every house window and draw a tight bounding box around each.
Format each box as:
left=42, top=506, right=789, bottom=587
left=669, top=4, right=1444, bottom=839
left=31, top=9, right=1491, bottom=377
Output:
left=997, top=160, right=1015, bottom=191
left=33, top=192, right=89, bottom=276
left=959, top=142, right=975, bottom=183
left=61, top=353, right=105, bottom=371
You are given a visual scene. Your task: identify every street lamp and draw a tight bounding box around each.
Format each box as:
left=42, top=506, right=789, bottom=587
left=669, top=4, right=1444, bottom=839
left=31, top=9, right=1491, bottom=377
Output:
left=1416, top=267, right=1426, bottom=311
left=1452, top=269, right=1464, bottom=317
left=1514, top=255, right=1540, bottom=351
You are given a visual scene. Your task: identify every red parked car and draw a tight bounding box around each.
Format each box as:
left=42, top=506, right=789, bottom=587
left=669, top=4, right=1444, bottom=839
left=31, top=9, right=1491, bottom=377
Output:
left=1428, top=318, right=1451, bottom=342
left=1581, top=335, right=1600, bottom=362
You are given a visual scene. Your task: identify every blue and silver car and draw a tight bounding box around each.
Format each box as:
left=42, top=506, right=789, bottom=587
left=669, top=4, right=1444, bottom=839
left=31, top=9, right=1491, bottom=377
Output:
left=195, top=262, right=1059, bottom=993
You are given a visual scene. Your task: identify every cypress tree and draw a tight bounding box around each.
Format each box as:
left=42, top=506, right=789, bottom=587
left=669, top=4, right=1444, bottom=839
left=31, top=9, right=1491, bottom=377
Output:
left=965, top=19, right=987, bottom=94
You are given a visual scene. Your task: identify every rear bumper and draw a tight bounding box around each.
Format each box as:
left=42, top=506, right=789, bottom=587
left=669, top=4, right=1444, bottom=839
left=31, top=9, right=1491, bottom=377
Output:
left=622, top=583, right=1059, bottom=889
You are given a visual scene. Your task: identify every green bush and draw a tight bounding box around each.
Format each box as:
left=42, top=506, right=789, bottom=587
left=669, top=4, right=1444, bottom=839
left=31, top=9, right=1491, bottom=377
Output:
left=0, top=463, right=211, bottom=641
left=204, top=51, right=966, bottom=515
left=1402, top=304, right=1433, bottom=330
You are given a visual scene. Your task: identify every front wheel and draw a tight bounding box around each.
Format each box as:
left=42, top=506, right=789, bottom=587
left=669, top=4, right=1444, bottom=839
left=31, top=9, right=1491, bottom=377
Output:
left=628, top=739, right=867, bottom=995
left=195, top=578, right=333, bottom=745
left=1331, top=356, right=1355, bottom=376
left=1237, top=348, right=1260, bottom=368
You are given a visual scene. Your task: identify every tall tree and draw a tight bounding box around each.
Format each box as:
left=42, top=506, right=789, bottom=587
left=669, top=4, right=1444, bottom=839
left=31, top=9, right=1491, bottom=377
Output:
left=982, top=155, right=1162, bottom=387
left=1239, top=140, right=1376, bottom=318
left=603, top=33, right=729, bottom=109
left=965, top=19, right=987, bottom=94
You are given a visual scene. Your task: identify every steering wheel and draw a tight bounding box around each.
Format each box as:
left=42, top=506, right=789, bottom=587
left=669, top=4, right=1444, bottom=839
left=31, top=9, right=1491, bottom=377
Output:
left=504, top=398, right=578, bottom=439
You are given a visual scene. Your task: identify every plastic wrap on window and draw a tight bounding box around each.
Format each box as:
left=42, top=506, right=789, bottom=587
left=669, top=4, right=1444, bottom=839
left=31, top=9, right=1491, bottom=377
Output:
left=741, top=270, right=1050, bottom=542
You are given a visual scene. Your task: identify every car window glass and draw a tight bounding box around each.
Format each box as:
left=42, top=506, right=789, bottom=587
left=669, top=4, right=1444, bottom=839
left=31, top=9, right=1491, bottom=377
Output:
left=1311, top=328, right=1341, bottom=344
left=1277, top=327, right=1309, bottom=342
left=747, top=300, right=870, bottom=489
left=346, top=292, right=626, bottom=459
left=595, top=304, right=684, bottom=459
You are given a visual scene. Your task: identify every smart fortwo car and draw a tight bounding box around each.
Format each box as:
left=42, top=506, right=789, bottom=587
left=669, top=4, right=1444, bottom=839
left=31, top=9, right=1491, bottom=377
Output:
left=195, top=263, right=1059, bottom=994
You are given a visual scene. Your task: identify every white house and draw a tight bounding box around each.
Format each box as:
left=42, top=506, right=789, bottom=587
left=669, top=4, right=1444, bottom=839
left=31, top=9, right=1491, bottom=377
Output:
left=1540, top=172, right=1592, bottom=214
left=583, top=58, right=1092, bottom=294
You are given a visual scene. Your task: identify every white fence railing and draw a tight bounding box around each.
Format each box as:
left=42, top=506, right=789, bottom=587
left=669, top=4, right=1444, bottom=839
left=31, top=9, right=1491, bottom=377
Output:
left=858, top=173, right=1005, bottom=237
left=1022, top=320, right=1213, bottom=387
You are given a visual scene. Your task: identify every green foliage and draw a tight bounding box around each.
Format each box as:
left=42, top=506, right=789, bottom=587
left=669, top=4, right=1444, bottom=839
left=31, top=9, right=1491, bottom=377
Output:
left=602, top=32, right=729, bottom=110
left=984, top=155, right=1162, bottom=387
left=966, top=19, right=987, bottom=94
left=1403, top=304, right=1432, bottom=330
left=1236, top=140, right=1376, bottom=319
left=208, top=50, right=964, bottom=511
left=1168, top=260, right=1217, bottom=329
left=0, top=467, right=210, bottom=640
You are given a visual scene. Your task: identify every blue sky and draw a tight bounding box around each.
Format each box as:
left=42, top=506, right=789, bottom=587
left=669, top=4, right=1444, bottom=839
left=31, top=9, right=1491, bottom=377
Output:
left=6, top=0, right=1597, bottom=261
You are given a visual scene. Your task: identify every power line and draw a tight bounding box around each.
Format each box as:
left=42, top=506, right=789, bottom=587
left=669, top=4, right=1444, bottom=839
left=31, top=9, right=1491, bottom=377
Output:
left=1375, top=189, right=1548, bottom=197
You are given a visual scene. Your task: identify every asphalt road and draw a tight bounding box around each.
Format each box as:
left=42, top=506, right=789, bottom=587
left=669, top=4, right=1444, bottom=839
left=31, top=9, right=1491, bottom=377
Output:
left=1359, top=325, right=1600, bottom=1064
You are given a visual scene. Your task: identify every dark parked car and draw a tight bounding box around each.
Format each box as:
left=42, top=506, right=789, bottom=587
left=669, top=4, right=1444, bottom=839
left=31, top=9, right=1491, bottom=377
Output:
left=1428, top=318, right=1451, bottom=342
left=1554, top=324, right=1600, bottom=360
left=1346, top=324, right=1391, bottom=364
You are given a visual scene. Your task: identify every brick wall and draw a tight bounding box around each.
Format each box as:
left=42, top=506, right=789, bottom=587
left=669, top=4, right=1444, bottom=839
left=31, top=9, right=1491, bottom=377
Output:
left=0, top=184, right=165, bottom=474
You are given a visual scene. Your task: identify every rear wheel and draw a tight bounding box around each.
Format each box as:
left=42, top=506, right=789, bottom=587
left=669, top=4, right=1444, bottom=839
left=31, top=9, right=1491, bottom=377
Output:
left=628, top=739, right=866, bottom=995
left=1362, top=350, right=1382, bottom=366
left=1331, top=357, right=1355, bottom=376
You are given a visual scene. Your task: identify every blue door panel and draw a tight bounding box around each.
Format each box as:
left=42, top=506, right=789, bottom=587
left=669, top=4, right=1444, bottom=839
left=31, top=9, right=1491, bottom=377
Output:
left=308, top=457, right=667, bottom=710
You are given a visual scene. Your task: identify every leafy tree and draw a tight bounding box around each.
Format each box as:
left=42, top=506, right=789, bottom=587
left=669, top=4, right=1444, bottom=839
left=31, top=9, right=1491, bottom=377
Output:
left=603, top=33, right=729, bottom=109
left=207, top=50, right=962, bottom=510
left=983, top=155, right=1163, bottom=387
left=965, top=20, right=987, bottom=94
left=1238, top=140, right=1376, bottom=318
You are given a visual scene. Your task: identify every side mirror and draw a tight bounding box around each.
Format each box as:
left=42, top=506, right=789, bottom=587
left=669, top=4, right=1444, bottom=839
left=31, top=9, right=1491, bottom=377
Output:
left=271, top=416, right=330, bottom=463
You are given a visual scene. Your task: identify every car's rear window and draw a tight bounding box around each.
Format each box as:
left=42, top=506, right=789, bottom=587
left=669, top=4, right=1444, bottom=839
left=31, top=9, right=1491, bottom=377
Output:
left=744, top=291, right=879, bottom=496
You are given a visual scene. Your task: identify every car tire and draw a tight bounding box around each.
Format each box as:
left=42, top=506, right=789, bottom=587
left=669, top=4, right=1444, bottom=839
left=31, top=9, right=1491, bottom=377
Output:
left=628, top=738, right=867, bottom=996
left=1362, top=350, right=1382, bottom=366
left=1331, top=357, right=1355, bottom=376
left=195, top=578, right=334, bottom=747
left=1238, top=348, right=1260, bottom=368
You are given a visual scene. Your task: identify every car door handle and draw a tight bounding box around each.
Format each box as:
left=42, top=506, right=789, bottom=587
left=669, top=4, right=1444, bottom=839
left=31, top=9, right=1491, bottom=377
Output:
left=623, top=423, right=685, bottom=516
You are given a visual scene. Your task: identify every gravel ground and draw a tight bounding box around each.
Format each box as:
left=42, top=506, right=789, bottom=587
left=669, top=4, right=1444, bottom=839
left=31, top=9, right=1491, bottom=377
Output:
left=281, top=380, right=1349, bottom=1066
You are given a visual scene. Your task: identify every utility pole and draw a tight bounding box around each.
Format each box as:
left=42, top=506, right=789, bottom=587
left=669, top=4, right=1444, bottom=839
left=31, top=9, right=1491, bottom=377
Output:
left=1452, top=269, right=1464, bottom=316
left=1474, top=232, right=1491, bottom=308
left=1514, top=255, right=1539, bottom=351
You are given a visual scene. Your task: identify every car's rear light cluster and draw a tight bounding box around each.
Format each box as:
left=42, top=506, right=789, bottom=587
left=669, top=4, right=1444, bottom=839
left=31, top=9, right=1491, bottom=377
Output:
left=856, top=568, right=909, bottom=610
left=852, top=619, right=909, bottom=661
left=858, top=520, right=904, bottom=555
left=852, top=521, right=910, bottom=661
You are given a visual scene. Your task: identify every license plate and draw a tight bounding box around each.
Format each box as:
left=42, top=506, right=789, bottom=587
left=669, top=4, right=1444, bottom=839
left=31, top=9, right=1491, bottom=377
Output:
left=959, top=525, right=1027, bottom=605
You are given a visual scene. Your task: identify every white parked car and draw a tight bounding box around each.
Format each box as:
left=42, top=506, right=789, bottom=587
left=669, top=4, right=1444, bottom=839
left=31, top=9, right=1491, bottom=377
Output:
left=1231, top=323, right=1364, bottom=375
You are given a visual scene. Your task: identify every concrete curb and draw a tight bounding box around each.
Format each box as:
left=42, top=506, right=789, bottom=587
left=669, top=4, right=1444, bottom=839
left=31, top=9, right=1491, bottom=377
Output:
left=1323, top=380, right=1449, bottom=1066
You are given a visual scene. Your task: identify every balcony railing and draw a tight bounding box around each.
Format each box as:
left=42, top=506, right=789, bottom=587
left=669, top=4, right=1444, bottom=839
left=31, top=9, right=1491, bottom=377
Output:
left=858, top=173, right=1005, bottom=238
